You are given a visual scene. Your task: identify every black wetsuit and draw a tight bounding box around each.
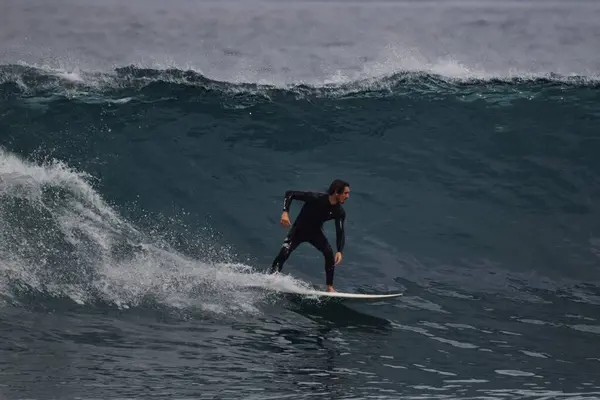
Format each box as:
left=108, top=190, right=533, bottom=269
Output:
left=270, top=190, right=346, bottom=286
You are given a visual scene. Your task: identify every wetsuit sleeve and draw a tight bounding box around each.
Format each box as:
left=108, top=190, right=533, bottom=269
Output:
left=335, top=210, right=346, bottom=253
left=282, top=190, right=322, bottom=212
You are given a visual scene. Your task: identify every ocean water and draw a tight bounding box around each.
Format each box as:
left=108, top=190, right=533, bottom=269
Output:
left=2, top=0, right=600, bottom=399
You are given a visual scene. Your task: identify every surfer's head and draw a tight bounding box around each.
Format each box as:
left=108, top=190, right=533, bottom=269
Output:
left=328, top=179, right=350, bottom=204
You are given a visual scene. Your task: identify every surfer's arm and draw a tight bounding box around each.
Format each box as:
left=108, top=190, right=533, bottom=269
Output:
left=335, top=211, right=346, bottom=253
left=282, top=190, right=322, bottom=212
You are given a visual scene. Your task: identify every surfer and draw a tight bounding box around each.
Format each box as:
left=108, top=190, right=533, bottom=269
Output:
left=269, top=179, right=350, bottom=292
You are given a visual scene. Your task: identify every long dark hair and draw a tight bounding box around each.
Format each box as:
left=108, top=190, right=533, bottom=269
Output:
left=328, top=179, right=350, bottom=195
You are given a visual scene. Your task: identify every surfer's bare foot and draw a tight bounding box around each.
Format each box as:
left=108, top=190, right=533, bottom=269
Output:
left=327, top=285, right=336, bottom=292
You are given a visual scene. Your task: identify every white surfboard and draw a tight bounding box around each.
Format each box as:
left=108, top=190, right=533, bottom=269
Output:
left=259, top=272, right=402, bottom=300
left=278, top=287, right=403, bottom=300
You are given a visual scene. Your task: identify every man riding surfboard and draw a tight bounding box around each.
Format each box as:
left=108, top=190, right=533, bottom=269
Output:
left=269, top=179, right=350, bottom=292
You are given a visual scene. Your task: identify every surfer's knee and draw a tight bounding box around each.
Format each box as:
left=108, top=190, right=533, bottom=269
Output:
left=322, top=245, right=334, bottom=266
left=279, top=244, right=293, bottom=261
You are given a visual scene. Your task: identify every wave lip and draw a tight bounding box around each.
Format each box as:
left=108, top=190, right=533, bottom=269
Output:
left=1, top=63, right=598, bottom=105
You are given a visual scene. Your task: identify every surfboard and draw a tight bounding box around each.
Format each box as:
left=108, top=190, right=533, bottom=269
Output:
left=259, top=272, right=402, bottom=300
left=277, top=287, right=403, bottom=300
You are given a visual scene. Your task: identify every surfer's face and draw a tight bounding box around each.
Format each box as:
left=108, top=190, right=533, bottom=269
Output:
left=336, top=186, right=350, bottom=204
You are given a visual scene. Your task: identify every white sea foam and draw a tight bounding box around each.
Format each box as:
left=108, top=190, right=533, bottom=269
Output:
left=0, top=148, right=310, bottom=314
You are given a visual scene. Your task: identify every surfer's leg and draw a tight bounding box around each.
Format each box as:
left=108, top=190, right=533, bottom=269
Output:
left=270, top=229, right=302, bottom=274
left=308, top=231, right=335, bottom=287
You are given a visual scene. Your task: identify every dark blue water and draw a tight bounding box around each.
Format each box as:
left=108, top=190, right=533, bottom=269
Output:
left=2, top=1, right=600, bottom=399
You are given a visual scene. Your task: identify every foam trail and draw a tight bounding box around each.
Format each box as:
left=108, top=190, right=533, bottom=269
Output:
left=0, top=148, right=310, bottom=313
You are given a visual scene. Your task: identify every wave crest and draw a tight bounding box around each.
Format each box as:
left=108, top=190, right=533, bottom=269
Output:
left=1, top=63, right=598, bottom=106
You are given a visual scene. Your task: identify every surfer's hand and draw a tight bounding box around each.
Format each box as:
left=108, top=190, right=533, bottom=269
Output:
left=280, top=211, right=291, bottom=228
left=335, top=252, right=343, bottom=265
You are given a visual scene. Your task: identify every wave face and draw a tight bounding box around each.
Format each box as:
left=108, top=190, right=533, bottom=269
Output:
left=2, top=1, right=600, bottom=399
